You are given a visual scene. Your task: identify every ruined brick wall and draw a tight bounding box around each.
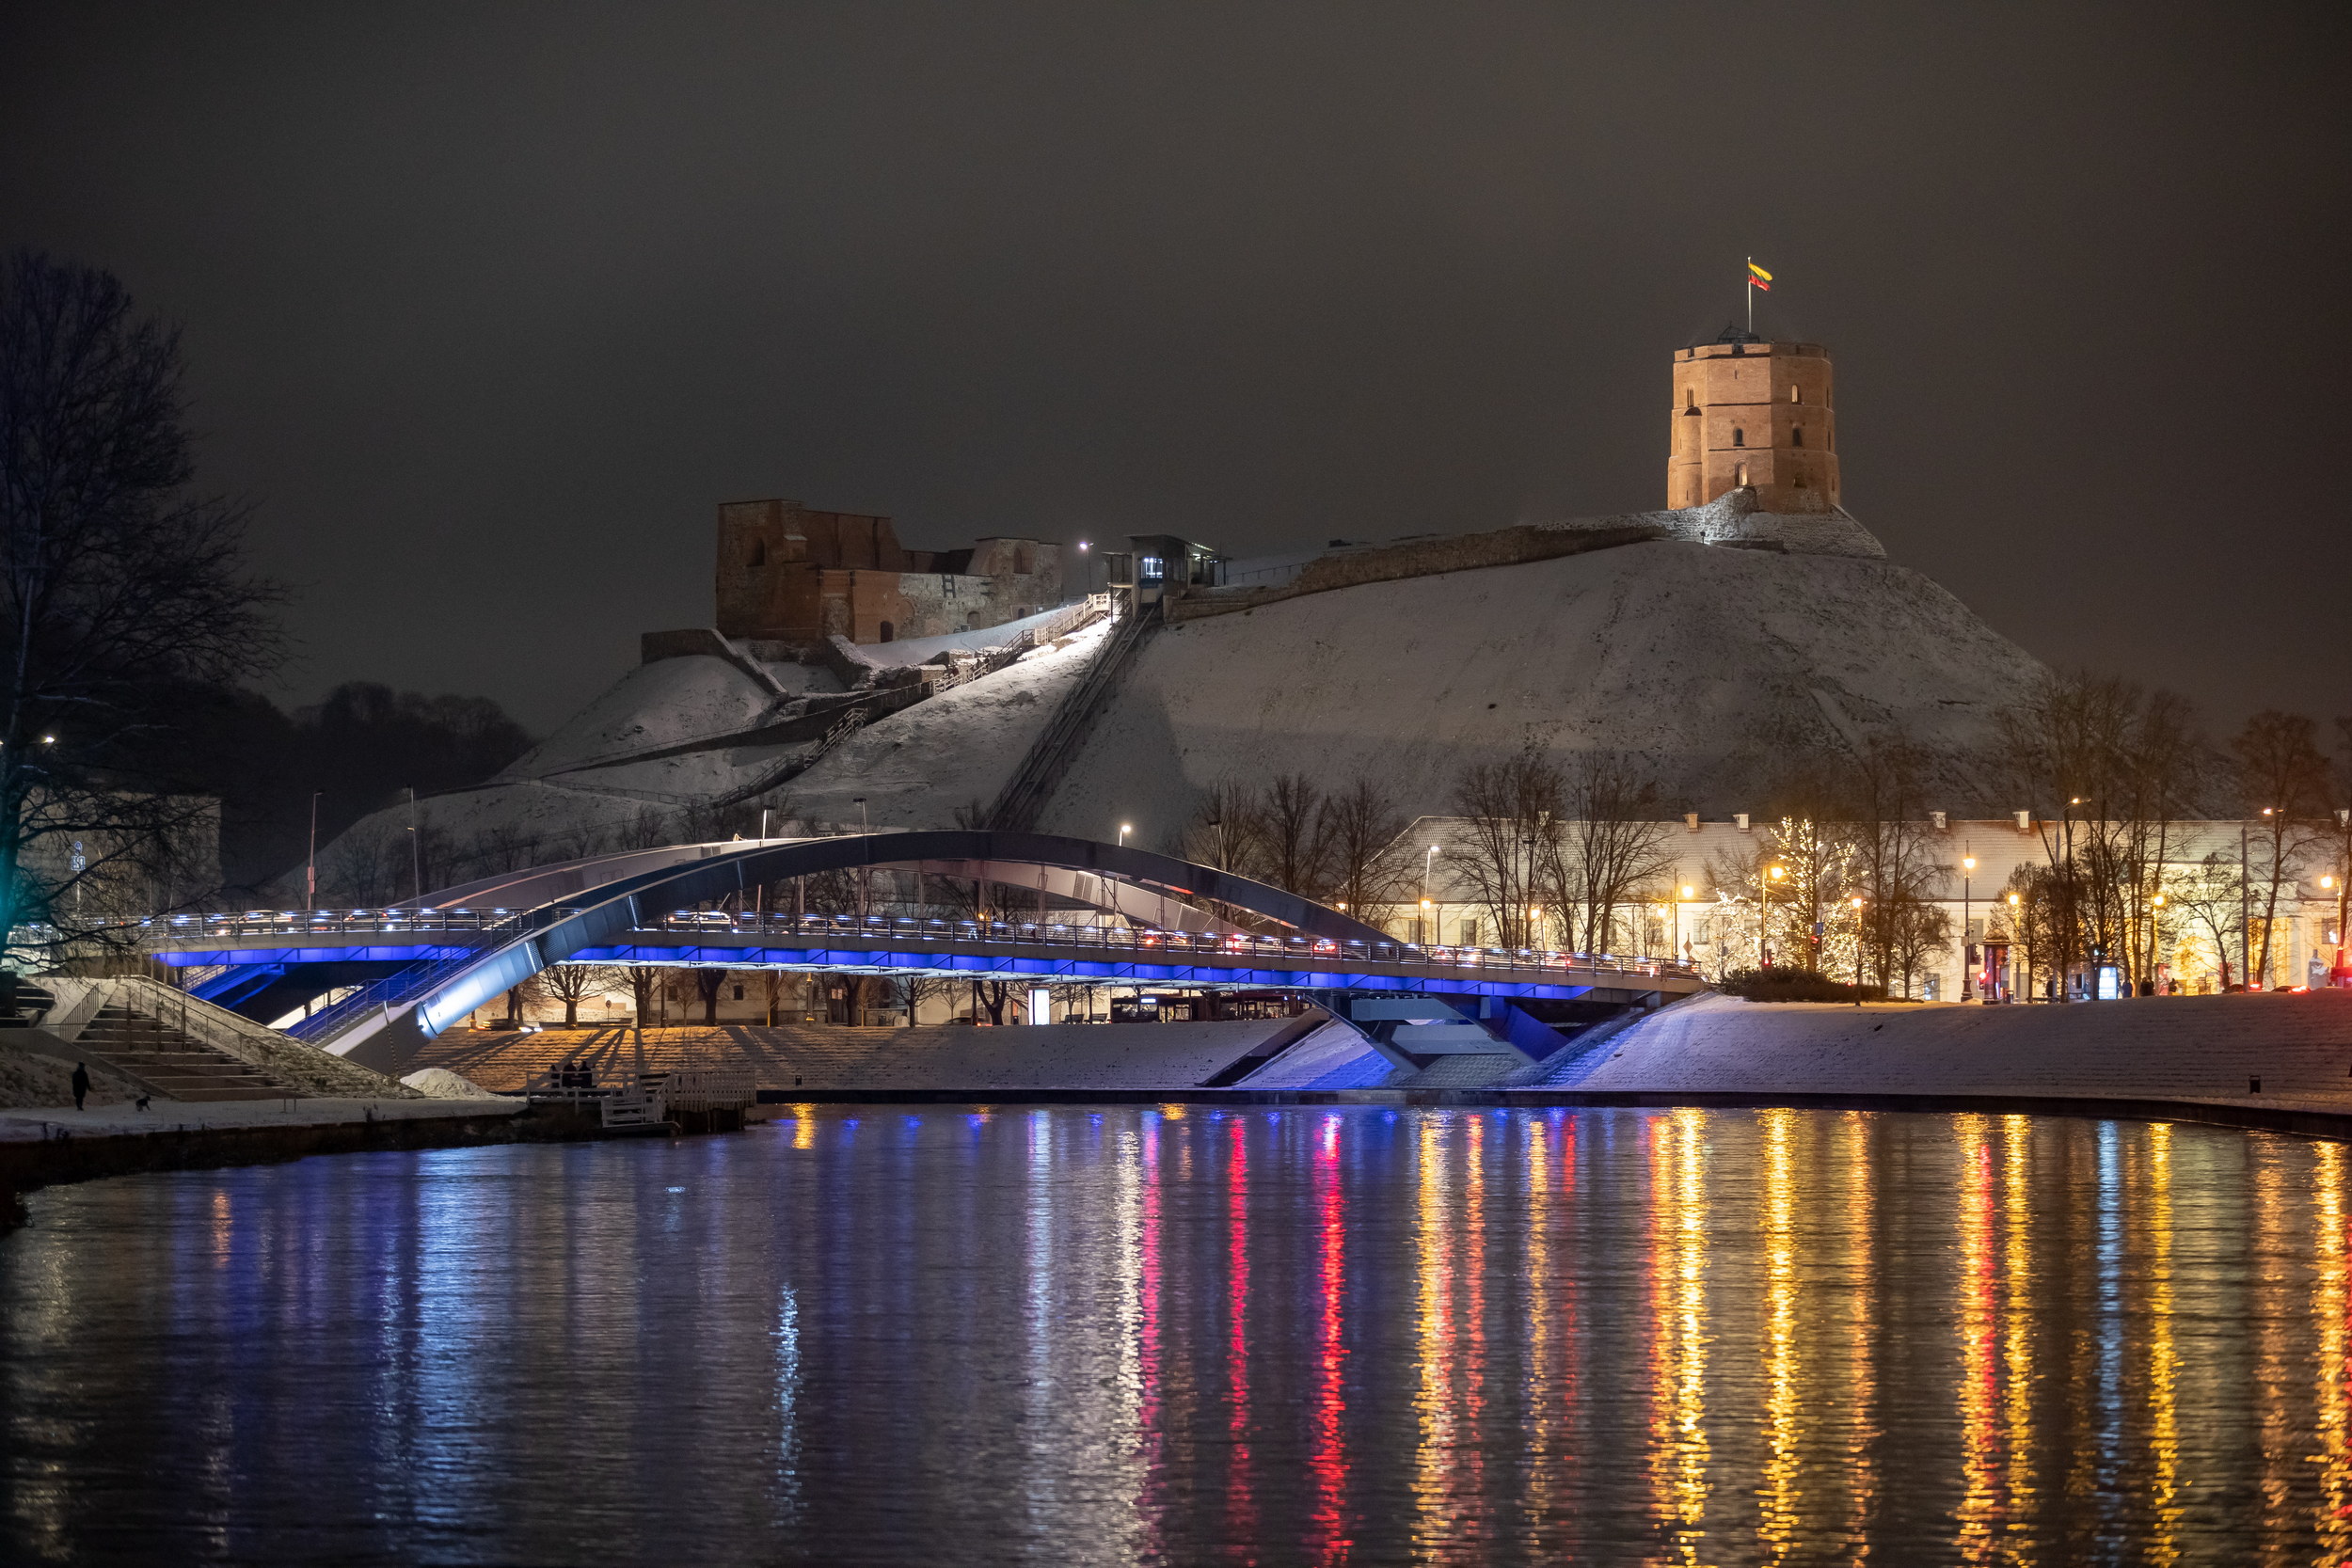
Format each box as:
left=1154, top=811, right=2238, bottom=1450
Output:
left=714, top=499, right=1064, bottom=644
left=1667, top=341, right=1839, bottom=514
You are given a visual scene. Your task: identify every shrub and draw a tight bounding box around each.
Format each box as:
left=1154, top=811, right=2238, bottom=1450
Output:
left=1720, top=967, right=1888, bottom=1004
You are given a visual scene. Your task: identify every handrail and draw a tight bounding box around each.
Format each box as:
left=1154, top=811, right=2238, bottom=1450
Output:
left=986, top=598, right=1158, bottom=831
left=108, top=900, right=1700, bottom=984
left=640, top=908, right=1700, bottom=983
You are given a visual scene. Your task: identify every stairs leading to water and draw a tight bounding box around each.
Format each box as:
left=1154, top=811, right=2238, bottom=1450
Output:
left=75, top=1004, right=304, bottom=1102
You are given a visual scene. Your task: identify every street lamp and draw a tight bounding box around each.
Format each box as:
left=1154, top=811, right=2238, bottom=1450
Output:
left=1961, top=852, right=1977, bottom=1000
left=1764, top=863, right=1787, bottom=969
left=2150, top=891, right=2167, bottom=995
left=1851, top=895, right=1866, bottom=1004
left=2008, top=890, right=2022, bottom=1002
left=1422, top=844, right=1440, bottom=941
left=1677, top=884, right=1695, bottom=966
left=1119, top=822, right=1132, bottom=848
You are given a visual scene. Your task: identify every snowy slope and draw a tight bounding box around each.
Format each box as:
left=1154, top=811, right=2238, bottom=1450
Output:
left=786, top=619, right=1111, bottom=828
left=1036, top=538, right=2044, bottom=845
left=300, top=502, right=2048, bottom=895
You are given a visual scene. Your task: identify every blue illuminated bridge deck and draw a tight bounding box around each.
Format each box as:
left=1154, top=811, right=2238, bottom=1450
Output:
left=151, top=908, right=1696, bottom=999
left=120, top=829, right=1707, bottom=1069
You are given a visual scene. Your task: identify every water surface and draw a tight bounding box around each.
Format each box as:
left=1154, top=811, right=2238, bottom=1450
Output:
left=3, top=1105, right=2347, bottom=1563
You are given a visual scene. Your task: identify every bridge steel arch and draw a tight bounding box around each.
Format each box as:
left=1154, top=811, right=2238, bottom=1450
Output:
left=343, top=830, right=1392, bottom=1062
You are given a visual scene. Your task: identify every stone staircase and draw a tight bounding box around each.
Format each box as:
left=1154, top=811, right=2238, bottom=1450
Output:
left=74, top=1003, right=303, bottom=1102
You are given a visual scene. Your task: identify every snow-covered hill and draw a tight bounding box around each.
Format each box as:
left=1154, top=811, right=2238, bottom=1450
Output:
left=301, top=498, right=2045, bottom=896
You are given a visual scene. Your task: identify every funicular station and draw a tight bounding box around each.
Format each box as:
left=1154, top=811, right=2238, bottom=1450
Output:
left=125, top=831, right=1704, bottom=1085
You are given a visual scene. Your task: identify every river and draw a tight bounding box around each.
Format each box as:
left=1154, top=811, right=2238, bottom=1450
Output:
left=2, top=1105, right=2345, bottom=1563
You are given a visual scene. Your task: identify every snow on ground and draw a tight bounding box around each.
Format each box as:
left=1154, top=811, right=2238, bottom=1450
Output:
left=303, top=508, right=2047, bottom=888
left=400, top=1067, right=504, bottom=1100
left=501, top=654, right=787, bottom=777
left=852, top=603, right=1080, bottom=666
left=1038, top=538, right=2045, bottom=845
left=785, top=617, right=1111, bottom=828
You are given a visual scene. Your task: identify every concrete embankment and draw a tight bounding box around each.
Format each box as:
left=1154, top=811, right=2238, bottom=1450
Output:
left=411, top=995, right=2352, bottom=1141
left=0, top=1098, right=605, bottom=1230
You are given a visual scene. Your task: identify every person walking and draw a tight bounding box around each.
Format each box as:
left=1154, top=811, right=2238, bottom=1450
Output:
left=71, top=1061, right=89, bottom=1111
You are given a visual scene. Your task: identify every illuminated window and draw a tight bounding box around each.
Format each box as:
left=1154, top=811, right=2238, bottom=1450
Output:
left=1736, top=463, right=1748, bottom=485
left=1140, top=556, right=1165, bottom=580
left=1789, top=386, right=1802, bottom=404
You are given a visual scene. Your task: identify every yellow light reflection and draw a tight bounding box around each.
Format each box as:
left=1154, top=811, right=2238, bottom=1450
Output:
left=1843, top=1111, right=1879, bottom=1548
left=1411, top=1114, right=1453, bottom=1555
left=2147, top=1122, right=2180, bottom=1565
left=1525, top=1117, right=1554, bottom=1553
left=1954, top=1114, right=1997, bottom=1560
left=1759, top=1107, right=1801, bottom=1560
left=2314, top=1141, right=2350, bottom=1562
left=1647, top=1108, right=1711, bottom=1563
left=2001, top=1115, right=2039, bottom=1551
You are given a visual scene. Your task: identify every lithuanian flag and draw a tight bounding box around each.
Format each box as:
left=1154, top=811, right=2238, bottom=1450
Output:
left=1747, top=261, right=1772, bottom=292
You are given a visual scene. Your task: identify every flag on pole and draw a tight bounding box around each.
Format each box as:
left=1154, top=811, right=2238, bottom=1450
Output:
left=1747, top=261, right=1772, bottom=291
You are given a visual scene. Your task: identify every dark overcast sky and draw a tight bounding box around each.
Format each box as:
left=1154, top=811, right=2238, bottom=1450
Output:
left=4, top=1, right=2344, bottom=734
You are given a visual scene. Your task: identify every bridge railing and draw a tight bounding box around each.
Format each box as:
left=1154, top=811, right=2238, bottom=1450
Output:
left=644, top=909, right=1702, bottom=984
left=105, top=907, right=575, bottom=946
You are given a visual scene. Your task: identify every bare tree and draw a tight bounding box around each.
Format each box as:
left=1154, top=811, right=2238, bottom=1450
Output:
left=617, top=806, right=672, bottom=850
left=1257, top=773, right=1330, bottom=897
left=1838, top=736, right=1949, bottom=991
left=1550, top=751, right=1676, bottom=955
left=692, top=966, right=727, bottom=1024
left=1181, top=779, right=1264, bottom=925
left=624, top=964, right=662, bottom=1029
left=2232, top=710, right=2330, bottom=987
left=1318, top=777, right=1411, bottom=927
left=1452, top=745, right=1564, bottom=949
left=0, top=251, right=283, bottom=949
left=2164, top=853, right=2244, bottom=990
left=540, top=962, right=606, bottom=1027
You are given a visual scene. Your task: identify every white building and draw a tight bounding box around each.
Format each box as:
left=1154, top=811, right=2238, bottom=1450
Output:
left=1377, top=815, right=2349, bottom=1000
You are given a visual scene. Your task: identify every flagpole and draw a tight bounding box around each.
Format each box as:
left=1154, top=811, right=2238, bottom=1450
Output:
left=1745, top=255, right=1754, bottom=336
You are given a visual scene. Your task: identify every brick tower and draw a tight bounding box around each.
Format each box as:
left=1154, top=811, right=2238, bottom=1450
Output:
left=1666, top=335, right=1839, bottom=512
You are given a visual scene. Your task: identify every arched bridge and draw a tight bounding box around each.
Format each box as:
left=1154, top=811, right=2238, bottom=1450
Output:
left=131, top=831, right=1704, bottom=1073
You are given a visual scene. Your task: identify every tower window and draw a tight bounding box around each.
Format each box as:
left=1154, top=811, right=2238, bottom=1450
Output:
left=1736, top=463, right=1748, bottom=486
left=1789, top=386, right=1802, bottom=404
left=1685, top=388, right=1697, bottom=410
left=748, top=540, right=767, bottom=567
left=1732, top=429, right=1744, bottom=447
left=1792, top=427, right=1804, bottom=447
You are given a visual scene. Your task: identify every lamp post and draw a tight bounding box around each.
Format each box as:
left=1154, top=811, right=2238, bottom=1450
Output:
left=1422, top=845, right=1439, bottom=942
left=2150, top=891, right=2166, bottom=995
left=405, top=786, right=424, bottom=909
left=306, top=790, right=323, bottom=912
left=1851, top=895, right=1866, bottom=1005
left=1677, top=884, right=1695, bottom=967
left=1119, top=822, right=1132, bottom=848
left=1961, top=852, right=1977, bottom=1001
left=2008, top=890, right=2022, bottom=1002
left=1763, top=863, right=1786, bottom=969
left=2326, top=858, right=2347, bottom=989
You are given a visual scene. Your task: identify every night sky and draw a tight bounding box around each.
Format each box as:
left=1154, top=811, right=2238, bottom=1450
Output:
left=4, top=3, right=2344, bottom=735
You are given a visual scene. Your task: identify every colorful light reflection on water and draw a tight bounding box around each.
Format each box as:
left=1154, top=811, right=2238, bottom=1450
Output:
left=4, top=1107, right=2351, bottom=1564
